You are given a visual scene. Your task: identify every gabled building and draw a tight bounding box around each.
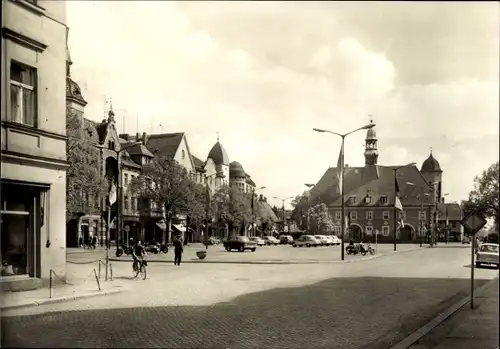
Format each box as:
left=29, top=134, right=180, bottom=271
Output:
left=311, top=125, right=461, bottom=243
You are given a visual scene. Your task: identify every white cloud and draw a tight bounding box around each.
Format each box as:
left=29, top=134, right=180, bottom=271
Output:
left=66, top=1, right=498, bottom=209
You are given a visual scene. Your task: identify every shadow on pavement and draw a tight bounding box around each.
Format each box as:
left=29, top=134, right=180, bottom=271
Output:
left=463, top=264, right=499, bottom=270
left=1, top=276, right=492, bottom=349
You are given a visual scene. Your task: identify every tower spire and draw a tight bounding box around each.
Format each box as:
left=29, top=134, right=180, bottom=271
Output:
left=364, top=120, right=378, bottom=166
left=216, top=131, right=220, bottom=142
left=107, top=98, right=115, bottom=123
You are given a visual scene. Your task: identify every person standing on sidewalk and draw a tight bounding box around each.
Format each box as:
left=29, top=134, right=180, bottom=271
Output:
left=173, top=236, right=183, bottom=266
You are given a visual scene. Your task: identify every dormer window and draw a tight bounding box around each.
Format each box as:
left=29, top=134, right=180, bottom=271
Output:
left=380, top=195, right=388, bottom=204
left=349, top=196, right=356, bottom=205
left=365, top=196, right=372, bottom=204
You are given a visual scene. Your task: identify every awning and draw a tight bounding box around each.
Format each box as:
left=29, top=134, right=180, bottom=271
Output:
left=156, top=220, right=167, bottom=231
left=172, top=224, right=185, bottom=233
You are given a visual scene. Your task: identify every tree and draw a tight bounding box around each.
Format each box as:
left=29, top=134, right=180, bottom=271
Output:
left=66, top=112, right=108, bottom=221
left=184, top=182, right=207, bottom=243
left=211, top=185, right=251, bottom=236
left=129, top=156, right=196, bottom=243
left=309, top=203, right=334, bottom=234
left=291, top=193, right=310, bottom=229
left=461, top=161, right=499, bottom=224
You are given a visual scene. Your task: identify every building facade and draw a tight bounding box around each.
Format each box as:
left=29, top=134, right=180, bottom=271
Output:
left=1, top=0, right=69, bottom=288
left=311, top=125, right=462, bottom=243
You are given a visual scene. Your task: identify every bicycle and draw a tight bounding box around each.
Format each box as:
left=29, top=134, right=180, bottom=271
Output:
left=132, top=258, right=147, bottom=280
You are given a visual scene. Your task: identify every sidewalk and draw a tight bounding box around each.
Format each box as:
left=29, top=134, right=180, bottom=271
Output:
left=0, top=263, right=123, bottom=311
left=407, top=277, right=499, bottom=349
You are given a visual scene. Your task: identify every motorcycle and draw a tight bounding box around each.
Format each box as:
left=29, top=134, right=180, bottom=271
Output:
left=346, top=245, right=358, bottom=255
left=160, top=244, right=169, bottom=254
left=145, top=242, right=160, bottom=254
left=115, top=243, right=133, bottom=257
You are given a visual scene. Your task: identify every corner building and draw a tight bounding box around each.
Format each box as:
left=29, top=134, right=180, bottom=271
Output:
left=1, top=0, right=69, bottom=289
left=311, top=125, right=462, bottom=243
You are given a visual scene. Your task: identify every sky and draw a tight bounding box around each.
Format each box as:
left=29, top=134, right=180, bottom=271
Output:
left=66, top=1, right=499, bottom=209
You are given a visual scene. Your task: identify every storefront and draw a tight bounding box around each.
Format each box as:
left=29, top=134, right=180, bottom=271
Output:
left=1, top=181, right=45, bottom=279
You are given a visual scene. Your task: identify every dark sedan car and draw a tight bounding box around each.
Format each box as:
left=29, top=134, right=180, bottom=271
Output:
left=223, top=236, right=257, bottom=252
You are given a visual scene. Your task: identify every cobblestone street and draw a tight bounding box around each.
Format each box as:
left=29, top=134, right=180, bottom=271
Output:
left=2, top=246, right=498, bottom=348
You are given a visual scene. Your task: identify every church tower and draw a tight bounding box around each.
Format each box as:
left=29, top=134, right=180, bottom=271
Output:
left=421, top=149, right=443, bottom=203
left=364, top=121, right=378, bottom=166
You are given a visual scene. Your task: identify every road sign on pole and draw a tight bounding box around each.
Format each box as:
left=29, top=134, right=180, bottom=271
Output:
left=460, top=210, right=487, bottom=310
left=460, top=212, right=487, bottom=236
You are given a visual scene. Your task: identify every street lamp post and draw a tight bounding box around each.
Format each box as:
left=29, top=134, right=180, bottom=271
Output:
left=393, top=163, right=416, bottom=251
left=204, top=172, right=219, bottom=249
left=313, top=122, right=376, bottom=261
left=305, top=183, right=315, bottom=232
left=103, top=141, right=141, bottom=281
left=273, top=196, right=294, bottom=233
left=251, top=186, right=266, bottom=237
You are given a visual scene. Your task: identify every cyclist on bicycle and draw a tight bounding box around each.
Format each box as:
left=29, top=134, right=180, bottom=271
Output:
left=132, top=240, right=146, bottom=270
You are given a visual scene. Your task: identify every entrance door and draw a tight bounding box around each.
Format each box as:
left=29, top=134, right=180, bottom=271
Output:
left=350, top=225, right=362, bottom=241
left=400, top=227, right=412, bottom=242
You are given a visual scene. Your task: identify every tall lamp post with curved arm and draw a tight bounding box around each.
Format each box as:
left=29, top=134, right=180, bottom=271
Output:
left=273, top=196, right=295, bottom=233
left=393, top=162, right=416, bottom=251
left=313, top=122, right=376, bottom=261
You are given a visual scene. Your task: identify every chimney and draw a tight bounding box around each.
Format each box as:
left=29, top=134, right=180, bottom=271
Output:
left=441, top=197, right=445, bottom=203
left=136, top=132, right=140, bottom=141
left=142, top=132, right=147, bottom=143
left=345, top=164, right=349, bottom=168
left=259, top=194, right=263, bottom=201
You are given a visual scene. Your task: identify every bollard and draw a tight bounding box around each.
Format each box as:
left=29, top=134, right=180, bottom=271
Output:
left=109, top=263, right=113, bottom=281
left=49, top=269, right=53, bottom=298
left=93, top=268, right=101, bottom=291
left=98, top=261, right=101, bottom=280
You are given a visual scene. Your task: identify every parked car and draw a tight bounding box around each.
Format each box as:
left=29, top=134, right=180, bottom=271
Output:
left=223, top=236, right=257, bottom=252
left=248, top=237, right=265, bottom=246
left=292, top=235, right=320, bottom=247
left=330, top=235, right=341, bottom=245
left=462, top=236, right=471, bottom=244
left=279, top=235, right=294, bottom=245
left=263, top=236, right=280, bottom=246
left=475, top=243, right=499, bottom=268
left=313, top=235, right=330, bottom=246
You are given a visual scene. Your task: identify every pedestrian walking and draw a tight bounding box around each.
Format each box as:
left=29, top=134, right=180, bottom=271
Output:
left=92, top=235, right=97, bottom=249
left=78, top=236, right=83, bottom=248
left=173, top=236, right=183, bottom=266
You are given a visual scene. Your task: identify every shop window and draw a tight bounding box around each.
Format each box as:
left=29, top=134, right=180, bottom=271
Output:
left=10, top=61, right=37, bottom=127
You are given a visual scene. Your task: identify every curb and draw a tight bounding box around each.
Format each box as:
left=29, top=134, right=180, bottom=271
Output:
left=390, top=276, right=500, bottom=349
left=109, top=247, right=422, bottom=265
left=1, top=288, right=122, bottom=311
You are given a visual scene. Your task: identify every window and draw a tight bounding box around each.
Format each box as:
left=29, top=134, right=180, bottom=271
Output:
left=382, top=226, right=390, bottom=236
left=124, top=174, right=129, bottom=186
left=380, top=196, right=388, bottom=204
left=335, top=211, right=341, bottom=221
left=419, top=211, right=426, bottom=220
left=383, top=211, right=390, bottom=220
left=365, top=226, right=373, bottom=235
left=350, top=211, right=358, bottom=220
left=365, top=196, right=372, bottom=204
left=10, top=61, right=37, bottom=127
left=181, top=150, right=185, bottom=160
left=124, top=196, right=129, bottom=210
left=349, top=196, right=356, bottom=205
left=400, top=211, right=406, bottom=220
left=334, top=226, right=341, bottom=234
left=366, top=211, right=373, bottom=220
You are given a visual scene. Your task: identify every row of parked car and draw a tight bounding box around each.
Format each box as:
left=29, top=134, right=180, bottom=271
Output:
left=291, top=235, right=341, bottom=247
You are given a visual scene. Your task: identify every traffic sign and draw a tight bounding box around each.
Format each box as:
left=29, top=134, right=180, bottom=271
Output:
left=124, top=225, right=130, bottom=233
left=460, top=211, right=487, bottom=235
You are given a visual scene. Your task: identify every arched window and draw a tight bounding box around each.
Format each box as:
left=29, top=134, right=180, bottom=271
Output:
left=181, top=150, right=185, bottom=160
